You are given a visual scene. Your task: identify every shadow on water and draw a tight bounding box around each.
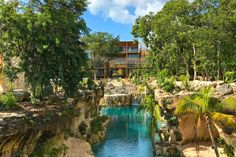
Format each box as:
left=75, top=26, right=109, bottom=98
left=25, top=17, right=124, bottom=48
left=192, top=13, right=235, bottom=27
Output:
left=92, top=105, right=153, bottom=157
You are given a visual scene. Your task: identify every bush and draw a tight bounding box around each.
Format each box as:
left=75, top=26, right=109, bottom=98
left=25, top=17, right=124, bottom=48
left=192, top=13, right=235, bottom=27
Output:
left=224, top=72, right=236, bottom=83
left=90, top=115, right=109, bottom=134
left=218, top=137, right=235, bottom=157
left=156, top=69, right=170, bottom=85
left=0, top=92, right=17, bottom=110
left=161, top=78, right=175, bottom=92
left=179, top=75, right=189, bottom=89
left=156, top=69, right=175, bottom=92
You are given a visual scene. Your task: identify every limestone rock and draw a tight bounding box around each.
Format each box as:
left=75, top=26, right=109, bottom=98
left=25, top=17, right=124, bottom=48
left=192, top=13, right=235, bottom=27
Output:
left=215, top=84, right=233, bottom=97
left=229, top=83, right=236, bottom=93
left=12, top=89, right=30, bottom=102
left=178, top=113, right=219, bottom=144
left=155, top=144, right=181, bottom=157
left=100, top=94, right=132, bottom=106
left=64, top=138, right=94, bottom=157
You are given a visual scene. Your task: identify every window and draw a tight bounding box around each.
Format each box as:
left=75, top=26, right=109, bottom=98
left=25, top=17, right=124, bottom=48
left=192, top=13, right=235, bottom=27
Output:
left=128, top=54, right=139, bottom=58
left=127, top=46, right=138, bottom=53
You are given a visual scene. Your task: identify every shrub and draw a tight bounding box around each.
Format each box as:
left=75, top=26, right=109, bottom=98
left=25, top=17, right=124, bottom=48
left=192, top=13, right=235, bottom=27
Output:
left=0, top=92, right=17, bottom=110
left=90, top=115, right=109, bottom=134
left=156, top=69, right=175, bottom=92
left=156, top=69, right=170, bottom=86
left=179, top=75, right=189, bottom=89
left=224, top=72, right=236, bottom=83
left=139, top=85, right=145, bottom=92
left=161, top=78, right=175, bottom=92
left=218, top=137, right=235, bottom=157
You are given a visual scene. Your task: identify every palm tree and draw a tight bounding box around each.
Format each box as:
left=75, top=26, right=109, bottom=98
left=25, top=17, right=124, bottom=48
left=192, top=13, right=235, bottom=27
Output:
left=175, top=87, right=236, bottom=157
left=138, top=95, right=164, bottom=148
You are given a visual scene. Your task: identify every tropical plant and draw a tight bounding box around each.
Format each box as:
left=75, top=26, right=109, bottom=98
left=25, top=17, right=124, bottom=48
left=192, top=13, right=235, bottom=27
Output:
left=138, top=83, right=165, bottom=150
left=132, top=0, right=236, bottom=81
left=179, top=75, right=189, bottom=90
left=0, top=92, right=17, bottom=110
left=224, top=72, right=236, bottom=83
left=175, top=87, right=236, bottom=157
left=0, top=0, right=89, bottom=98
left=218, top=137, right=235, bottom=157
left=138, top=95, right=164, bottom=148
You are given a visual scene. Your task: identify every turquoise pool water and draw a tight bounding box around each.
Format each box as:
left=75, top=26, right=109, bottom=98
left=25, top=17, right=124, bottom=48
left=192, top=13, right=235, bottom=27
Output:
left=92, top=105, right=153, bottom=157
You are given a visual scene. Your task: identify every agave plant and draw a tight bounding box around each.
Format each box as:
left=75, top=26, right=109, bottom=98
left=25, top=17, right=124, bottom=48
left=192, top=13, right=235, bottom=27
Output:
left=175, top=87, right=236, bottom=157
left=138, top=95, right=164, bottom=148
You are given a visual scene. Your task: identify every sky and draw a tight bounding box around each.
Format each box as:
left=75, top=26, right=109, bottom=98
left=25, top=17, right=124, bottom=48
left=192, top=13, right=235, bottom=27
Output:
left=83, top=0, right=169, bottom=41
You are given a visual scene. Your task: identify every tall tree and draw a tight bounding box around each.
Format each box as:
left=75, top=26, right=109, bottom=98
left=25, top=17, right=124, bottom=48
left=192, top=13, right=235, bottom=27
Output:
left=132, top=0, right=236, bottom=81
left=82, top=32, right=119, bottom=80
left=0, top=0, right=89, bottom=97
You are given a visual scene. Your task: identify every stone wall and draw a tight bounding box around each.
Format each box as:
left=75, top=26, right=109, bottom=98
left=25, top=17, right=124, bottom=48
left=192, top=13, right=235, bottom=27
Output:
left=99, top=94, right=132, bottom=106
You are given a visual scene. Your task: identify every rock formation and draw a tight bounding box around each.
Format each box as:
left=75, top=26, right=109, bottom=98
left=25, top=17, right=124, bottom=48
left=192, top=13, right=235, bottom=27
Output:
left=0, top=87, right=108, bottom=157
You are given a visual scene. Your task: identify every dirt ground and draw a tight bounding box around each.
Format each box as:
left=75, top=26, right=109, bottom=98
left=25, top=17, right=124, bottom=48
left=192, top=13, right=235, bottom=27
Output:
left=179, top=142, right=227, bottom=157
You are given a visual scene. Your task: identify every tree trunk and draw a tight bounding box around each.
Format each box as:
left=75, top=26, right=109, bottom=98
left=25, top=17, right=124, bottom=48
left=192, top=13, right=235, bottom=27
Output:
left=150, top=118, right=156, bottom=149
left=154, top=122, right=164, bottom=144
left=217, top=40, right=221, bottom=81
left=93, top=69, right=97, bottom=81
left=206, top=115, right=220, bottom=157
left=183, top=57, right=190, bottom=79
left=193, top=43, right=197, bottom=81
left=193, top=115, right=199, bottom=142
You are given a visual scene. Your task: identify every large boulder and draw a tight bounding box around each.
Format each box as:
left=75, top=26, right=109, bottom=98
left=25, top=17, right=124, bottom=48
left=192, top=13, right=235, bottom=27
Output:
left=215, top=84, right=234, bottom=98
left=12, top=89, right=30, bottom=102
left=155, top=144, right=182, bottom=157
left=229, top=83, right=236, bottom=93
left=178, top=113, right=219, bottom=144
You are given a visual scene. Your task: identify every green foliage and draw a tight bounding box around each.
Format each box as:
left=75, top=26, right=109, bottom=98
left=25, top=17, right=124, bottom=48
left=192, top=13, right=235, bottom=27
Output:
left=80, top=78, right=97, bottom=90
left=156, top=70, right=175, bottom=92
left=139, top=85, right=145, bottom=92
left=82, top=32, right=119, bottom=80
left=175, top=87, right=236, bottom=157
left=161, top=77, right=175, bottom=93
left=90, top=116, right=109, bottom=134
left=0, top=0, right=89, bottom=97
left=30, top=136, right=65, bottom=157
left=224, top=72, right=236, bottom=83
left=218, top=137, right=235, bottom=157
left=138, top=91, right=164, bottom=145
left=0, top=92, right=17, bottom=110
left=156, top=69, right=170, bottom=85
left=132, top=0, right=236, bottom=80
left=175, top=87, right=236, bottom=127
left=129, top=67, right=152, bottom=86
left=179, top=75, right=189, bottom=90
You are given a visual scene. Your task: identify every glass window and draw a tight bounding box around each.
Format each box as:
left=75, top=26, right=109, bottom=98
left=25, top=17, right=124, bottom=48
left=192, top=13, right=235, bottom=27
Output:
left=128, top=54, right=139, bottom=58
left=128, top=46, right=138, bottom=53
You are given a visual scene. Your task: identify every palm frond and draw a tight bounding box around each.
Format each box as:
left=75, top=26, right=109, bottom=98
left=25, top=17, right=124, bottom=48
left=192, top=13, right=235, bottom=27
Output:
left=212, top=112, right=236, bottom=128
left=138, top=95, right=155, bottom=113
left=175, top=97, right=202, bottom=115
left=153, top=105, right=162, bottom=121
left=198, top=87, right=214, bottom=109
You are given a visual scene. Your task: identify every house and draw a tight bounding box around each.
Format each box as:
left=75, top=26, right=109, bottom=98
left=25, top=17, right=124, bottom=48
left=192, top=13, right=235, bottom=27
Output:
left=96, top=41, right=147, bottom=79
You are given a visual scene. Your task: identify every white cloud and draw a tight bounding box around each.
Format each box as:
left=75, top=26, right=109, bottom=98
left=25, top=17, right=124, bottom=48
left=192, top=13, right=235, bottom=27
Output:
left=88, top=0, right=166, bottom=24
